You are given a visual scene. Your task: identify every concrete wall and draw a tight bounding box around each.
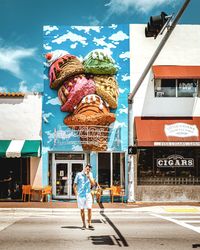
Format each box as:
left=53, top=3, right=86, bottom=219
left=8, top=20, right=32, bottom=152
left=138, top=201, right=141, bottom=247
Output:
left=136, top=186, right=200, bottom=201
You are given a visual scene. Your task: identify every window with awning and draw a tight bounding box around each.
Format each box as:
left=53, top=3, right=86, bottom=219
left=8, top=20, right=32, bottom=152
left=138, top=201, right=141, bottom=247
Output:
left=0, top=140, right=41, bottom=158
left=152, top=65, right=200, bottom=98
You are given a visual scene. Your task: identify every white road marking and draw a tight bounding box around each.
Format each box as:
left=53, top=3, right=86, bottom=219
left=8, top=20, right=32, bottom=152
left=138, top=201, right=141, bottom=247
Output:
left=151, top=213, right=200, bottom=234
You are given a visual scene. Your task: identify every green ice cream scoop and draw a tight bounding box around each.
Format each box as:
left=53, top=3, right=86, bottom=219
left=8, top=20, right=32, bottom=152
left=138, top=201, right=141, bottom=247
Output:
left=83, top=50, right=118, bottom=75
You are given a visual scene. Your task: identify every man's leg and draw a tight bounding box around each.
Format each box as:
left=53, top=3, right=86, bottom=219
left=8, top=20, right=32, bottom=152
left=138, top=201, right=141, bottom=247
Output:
left=88, top=208, right=92, bottom=226
left=80, top=209, right=86, bottom=228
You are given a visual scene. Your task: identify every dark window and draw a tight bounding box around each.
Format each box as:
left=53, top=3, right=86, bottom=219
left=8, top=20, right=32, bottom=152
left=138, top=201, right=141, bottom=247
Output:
left=155, top=79, right=176, bottom=97
left=177, top=79, right=198, bottom=97
left=155, top=79, right=199, bottom=98
left=98, top=152, right=125, bottom=188
left=138, top=148, right=200, bottom=185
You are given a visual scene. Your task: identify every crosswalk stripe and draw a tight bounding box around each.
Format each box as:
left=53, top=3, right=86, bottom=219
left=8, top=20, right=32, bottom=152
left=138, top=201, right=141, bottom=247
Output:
left=151, top=213, right=200, bottom=234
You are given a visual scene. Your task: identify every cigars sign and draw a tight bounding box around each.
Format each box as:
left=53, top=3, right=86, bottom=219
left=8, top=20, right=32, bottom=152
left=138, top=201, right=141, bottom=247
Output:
left=43, top=25, right=130, bottom=152
left=157, top=154, right=194, bottom=168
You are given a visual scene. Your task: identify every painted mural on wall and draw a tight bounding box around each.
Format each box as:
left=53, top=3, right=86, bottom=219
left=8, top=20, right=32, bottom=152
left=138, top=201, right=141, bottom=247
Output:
left=43, top=25, right=130, bottom=152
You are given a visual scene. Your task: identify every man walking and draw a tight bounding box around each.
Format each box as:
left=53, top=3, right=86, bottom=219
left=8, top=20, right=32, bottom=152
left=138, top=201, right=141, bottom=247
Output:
left=73, top=164, right=95, bottom=230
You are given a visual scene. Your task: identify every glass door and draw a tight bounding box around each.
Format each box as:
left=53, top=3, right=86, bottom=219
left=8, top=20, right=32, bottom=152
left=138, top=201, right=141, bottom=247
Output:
left=53, top=161, right=85, bottom=199
left=55, top=163, right=69, bottom=198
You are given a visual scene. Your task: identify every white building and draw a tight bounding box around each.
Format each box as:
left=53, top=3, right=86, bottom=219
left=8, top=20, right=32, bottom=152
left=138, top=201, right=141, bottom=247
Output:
left=130, top=24, right=200, bottom=201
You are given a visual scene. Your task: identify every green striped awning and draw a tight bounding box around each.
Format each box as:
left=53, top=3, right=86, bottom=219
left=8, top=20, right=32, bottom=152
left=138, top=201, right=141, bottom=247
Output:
left=0, top=140, right=41, bottom=158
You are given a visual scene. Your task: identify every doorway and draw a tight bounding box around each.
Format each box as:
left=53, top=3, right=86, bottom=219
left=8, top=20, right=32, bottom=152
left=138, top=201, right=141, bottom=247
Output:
left=52, top=161, right=84, bottom=199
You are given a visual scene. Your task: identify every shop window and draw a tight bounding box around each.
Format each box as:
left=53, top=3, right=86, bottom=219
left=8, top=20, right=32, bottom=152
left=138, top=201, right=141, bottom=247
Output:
left=98, top=152, right=125, bottom=188
left=55, top=153, right=85, bottom=160
left=155, top=79, right=198, bottom=97
left=138, top=148, right=200, bottom=185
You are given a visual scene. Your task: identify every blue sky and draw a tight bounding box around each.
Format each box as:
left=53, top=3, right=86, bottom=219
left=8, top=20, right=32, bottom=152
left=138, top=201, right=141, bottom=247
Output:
left=0, top=0, right=199, bottom=93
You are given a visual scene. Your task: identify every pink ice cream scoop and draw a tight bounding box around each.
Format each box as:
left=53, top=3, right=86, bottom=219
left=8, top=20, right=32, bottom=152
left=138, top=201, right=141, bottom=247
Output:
left=58, top=75, right=96, bottom=112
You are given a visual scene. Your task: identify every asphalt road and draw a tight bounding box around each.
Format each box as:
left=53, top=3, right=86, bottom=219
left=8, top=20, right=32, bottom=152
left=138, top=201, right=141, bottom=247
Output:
left=0, top=208, right=200, bottom=250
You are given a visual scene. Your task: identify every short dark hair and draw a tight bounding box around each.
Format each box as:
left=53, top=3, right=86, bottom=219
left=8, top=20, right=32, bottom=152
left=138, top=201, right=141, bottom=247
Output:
left=86, top=164, right=92, bottom=168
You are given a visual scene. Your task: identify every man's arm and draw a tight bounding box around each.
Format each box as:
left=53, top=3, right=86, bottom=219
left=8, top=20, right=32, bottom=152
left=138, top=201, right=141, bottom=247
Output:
left=87, top=173, right=95, bottom=187
left=73, top=183, right=78, bottom=197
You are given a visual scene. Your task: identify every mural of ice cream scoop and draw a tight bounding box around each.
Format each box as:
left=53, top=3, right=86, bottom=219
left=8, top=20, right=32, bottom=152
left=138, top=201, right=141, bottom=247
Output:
left=58, top=75, right=95, bottom=113
left=92, top=75, right=119, bottom=109
left=83, top=49, right=118, bottom=75
left=45, top=51, right=84, bottom=89
left=46, top=49, right=119, bottom=151
left=64, top=94, right=116, bottom=151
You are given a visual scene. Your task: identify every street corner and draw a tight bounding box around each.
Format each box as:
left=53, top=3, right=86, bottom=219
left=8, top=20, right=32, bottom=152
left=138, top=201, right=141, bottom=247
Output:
left=162, top=206, right=200, bottom=213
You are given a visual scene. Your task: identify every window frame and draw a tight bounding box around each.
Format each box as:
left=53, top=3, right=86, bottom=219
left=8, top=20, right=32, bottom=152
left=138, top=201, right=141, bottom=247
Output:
left=154, top=79, right=199, bottom=98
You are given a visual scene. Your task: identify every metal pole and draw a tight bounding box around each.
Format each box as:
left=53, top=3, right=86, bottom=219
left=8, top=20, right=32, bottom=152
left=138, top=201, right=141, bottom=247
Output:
left=128, top=0, right=191, bottom=102
left=127, top=0, right=191, bottom=202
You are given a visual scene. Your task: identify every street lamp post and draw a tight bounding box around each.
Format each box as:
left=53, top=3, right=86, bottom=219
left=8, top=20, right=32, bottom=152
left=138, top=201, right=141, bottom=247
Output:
left=127, top=0, right=191, bottom=202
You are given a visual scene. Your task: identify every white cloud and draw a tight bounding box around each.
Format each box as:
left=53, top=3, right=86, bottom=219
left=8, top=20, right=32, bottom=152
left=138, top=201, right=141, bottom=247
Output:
left=46, top=97, right=60, bottom=105
left=43, top=44, right=52, bottom=50
left=0, top=46, right=36, bottom=79
left=111, top=120, right=127, bottom=129
left=18, top=81, right=42, bottom=93
left=121, top=74, right=130, bottom=81
left=93, top=37, right=116, bottom=49
left=43, top=74, right=48, bottom=80
left=119, top=104, right=128, bottom=114
left=119, top=87, right=128, bottom=93
left=70, top=43, right=78, bottom=49
left=43, top=25, right=58, bottom=35
left=71, top=26, right=101, bottom=34
left=19, top=81, right=28, bottom=92
left=43, top=112, right=54, bottom=123
left=109, top=31, right=129, bottom=41
left=0, top=86, right=8, bottom=92
left=119, top=51, right=130, bottom=61
left=105, top=0, right=180, bottom=14
left=109, top=24, right=118, bottom=29
left=52, top=31, right=88, bottom=46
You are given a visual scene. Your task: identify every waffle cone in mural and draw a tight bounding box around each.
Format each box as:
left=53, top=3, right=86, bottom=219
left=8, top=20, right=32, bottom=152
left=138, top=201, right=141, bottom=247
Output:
left=48, top=54, right=84, bottom=89
left=92, top=75, right=119, bottom=109
left=64, top=94, right=115, bottom=151
left=58, top=75, right=95, bottom=112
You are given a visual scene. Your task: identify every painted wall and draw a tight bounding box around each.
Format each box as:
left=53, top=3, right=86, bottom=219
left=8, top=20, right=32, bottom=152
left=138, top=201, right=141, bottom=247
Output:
left=0, top=93, right=42, bottom=139
left=43, top=24, right=130, bottom=153
left=130, top=24, right=200, bottom=117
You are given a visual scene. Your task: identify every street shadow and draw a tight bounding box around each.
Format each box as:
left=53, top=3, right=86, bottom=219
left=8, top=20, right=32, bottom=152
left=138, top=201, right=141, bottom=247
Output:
left=88, top=235, right=115, bottom=245
left=98, top=202, right=129, bottom=247
left=61, top=226, right=83, bottom=229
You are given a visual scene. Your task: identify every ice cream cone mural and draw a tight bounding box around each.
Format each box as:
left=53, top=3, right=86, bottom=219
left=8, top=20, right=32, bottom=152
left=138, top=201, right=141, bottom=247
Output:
left=45, top=49, right=120, bottom=151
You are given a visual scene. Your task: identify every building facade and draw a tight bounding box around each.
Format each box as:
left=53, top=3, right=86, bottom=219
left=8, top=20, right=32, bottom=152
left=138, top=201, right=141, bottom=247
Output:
left=0, top=93, right=42, bottom=200
left=130, top=24, right=200, bottom=201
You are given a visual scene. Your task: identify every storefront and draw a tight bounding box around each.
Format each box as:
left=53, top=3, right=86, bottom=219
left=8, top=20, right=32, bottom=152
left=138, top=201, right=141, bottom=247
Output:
left=42, top=24, right=130, bottom=201
left=0, top=93, right=42, bottom=200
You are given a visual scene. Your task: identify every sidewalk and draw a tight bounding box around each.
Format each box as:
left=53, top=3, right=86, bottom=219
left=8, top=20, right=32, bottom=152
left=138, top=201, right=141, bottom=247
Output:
left=0, top=201, right=200, bottom=210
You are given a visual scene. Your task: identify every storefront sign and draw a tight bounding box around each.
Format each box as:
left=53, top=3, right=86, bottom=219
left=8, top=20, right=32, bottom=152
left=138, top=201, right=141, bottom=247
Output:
left=154, top=142, right=200, bottom=146
left=164, top=123, right=199, bottom=137
left=157, top=154, right=194, bottom=168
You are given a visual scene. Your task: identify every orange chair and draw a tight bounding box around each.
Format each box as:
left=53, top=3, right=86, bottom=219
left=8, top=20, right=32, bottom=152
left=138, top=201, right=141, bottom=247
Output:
left=41, top=186, right=52, bottom=202
left=110, top=186, right=125, bottom=203
left=22, top=185, right=32, bottom=202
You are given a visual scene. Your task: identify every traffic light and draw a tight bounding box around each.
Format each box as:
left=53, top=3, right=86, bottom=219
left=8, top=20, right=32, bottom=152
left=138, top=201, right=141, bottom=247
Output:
left=145, top=12, right=168, bottom=38
left=128, top=146, right=137, bottom=155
